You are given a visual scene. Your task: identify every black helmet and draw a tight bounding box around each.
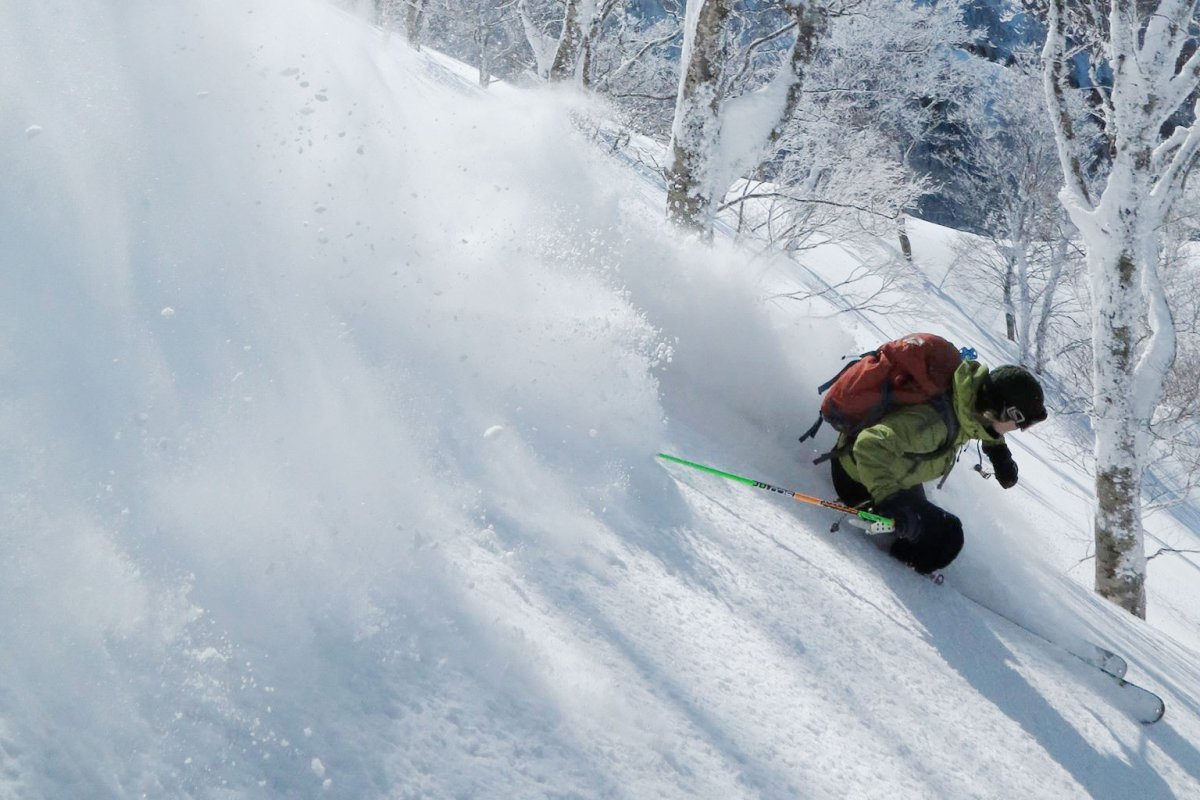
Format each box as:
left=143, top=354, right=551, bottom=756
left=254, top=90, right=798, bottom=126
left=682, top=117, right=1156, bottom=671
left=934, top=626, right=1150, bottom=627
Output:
left=978, top=365, right=1047, bottom=429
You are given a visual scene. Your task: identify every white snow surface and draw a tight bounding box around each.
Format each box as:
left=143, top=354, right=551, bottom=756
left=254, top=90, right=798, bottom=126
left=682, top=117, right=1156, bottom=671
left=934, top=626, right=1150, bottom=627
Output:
left=3, top=1, right=1200, bottom=798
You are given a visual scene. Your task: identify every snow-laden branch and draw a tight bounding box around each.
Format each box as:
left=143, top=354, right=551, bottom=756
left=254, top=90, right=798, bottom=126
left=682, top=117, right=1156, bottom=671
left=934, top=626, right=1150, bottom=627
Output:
left=716, top=190, right=901, bottom=219
left=1146, top=0, right=1200, bottom=64
left=727, top=21, right=798, bottom=94
left=1107, top=3, right=1139, bottom=67
left=1161, top=47, right=1200, bottom=122
left=1152, top=118, right=1200, bottom=208
left=1151, top=124, right=1192, bottom=175
left=594, top=30, right=681, bottom=91
left=1132, top=249, right=1176, bottom=426
left=1042, top=0, right=1094, bottom=212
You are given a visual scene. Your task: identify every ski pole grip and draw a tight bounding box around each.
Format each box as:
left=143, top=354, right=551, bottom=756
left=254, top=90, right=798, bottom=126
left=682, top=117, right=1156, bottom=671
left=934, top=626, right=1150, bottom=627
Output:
left=858, top=510, right=894, bottom=526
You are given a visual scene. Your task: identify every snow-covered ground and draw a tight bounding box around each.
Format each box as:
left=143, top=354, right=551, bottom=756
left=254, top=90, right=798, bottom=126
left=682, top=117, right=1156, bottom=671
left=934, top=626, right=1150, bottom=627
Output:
left=3, top=1, right=1199, bottom=797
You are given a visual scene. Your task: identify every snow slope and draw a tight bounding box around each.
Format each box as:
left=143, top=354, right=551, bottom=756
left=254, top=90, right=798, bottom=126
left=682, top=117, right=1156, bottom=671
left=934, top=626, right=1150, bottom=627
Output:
left=2, top=1, right=1200, bottom=797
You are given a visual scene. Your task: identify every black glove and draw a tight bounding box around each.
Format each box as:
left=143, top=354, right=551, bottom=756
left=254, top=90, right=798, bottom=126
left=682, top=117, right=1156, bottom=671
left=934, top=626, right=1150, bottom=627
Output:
left=983, top=442, right=1018, bottom=489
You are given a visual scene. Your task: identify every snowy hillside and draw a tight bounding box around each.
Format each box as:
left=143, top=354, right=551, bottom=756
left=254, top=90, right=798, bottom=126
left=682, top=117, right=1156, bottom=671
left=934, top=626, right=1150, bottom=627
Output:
left=3, top=1, right=1200, bottom=798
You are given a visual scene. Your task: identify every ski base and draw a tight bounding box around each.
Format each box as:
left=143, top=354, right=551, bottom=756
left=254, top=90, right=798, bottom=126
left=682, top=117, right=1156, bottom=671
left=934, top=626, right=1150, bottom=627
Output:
left=1101, top=675, right=1166, bottom=724
left=1085, top=645, right=1127, bottom=680
left=1078, top=644, right=1163, bottom=723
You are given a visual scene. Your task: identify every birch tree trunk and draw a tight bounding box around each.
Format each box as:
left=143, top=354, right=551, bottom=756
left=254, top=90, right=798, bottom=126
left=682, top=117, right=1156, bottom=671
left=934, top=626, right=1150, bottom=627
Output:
left=404, top=0, right=426, bottom=48
left=1034, top=226, right=1070, bottom=375
left=1002, top=252, right=1016, bottom=341
left=1042, top=0, right=1200, bottom=618
left=666, top=2, right=826, bottom=235
left=1014, top=240, right=1034, bottom=365
left=665, top=0, right=732, bottom=233
left=1088, top=225, right=1154, bottom=619
left=898, top=214, right=913, bottom=262
left=549, top=0, right=591, bottom=81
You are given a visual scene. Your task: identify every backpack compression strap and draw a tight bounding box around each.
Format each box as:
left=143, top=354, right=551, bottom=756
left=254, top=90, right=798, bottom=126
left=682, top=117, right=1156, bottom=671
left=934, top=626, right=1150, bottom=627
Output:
left=798, top=350, right=877, bottom=444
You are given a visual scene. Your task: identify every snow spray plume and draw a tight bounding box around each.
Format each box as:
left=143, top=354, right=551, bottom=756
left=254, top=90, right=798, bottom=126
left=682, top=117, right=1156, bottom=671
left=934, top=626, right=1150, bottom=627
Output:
left=656, top=453, right=893, bottom=527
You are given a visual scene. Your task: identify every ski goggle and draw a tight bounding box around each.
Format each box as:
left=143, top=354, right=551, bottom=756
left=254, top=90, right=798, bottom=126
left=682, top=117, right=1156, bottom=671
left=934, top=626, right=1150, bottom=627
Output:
left=1003, top=405, right=1046, bottom=429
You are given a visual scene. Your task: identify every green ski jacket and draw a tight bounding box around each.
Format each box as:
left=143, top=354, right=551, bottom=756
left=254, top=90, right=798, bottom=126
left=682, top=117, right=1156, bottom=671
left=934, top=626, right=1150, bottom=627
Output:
left=836, top=361, right=1004, bottom=503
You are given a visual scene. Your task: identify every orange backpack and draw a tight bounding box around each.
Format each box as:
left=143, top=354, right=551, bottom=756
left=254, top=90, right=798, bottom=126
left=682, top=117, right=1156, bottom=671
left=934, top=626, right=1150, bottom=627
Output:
left=800, top=333, right=965, bottom=464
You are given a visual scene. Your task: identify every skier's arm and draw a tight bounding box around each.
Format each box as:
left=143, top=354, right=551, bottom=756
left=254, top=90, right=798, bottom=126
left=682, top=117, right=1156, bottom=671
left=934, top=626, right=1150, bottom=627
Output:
left=982, top=440, right=1018, bottom=488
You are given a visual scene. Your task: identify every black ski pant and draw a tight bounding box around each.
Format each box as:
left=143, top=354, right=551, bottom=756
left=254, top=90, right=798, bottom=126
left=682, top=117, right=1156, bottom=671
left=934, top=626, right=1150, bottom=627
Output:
left=830, top=458, right=963, bottom=574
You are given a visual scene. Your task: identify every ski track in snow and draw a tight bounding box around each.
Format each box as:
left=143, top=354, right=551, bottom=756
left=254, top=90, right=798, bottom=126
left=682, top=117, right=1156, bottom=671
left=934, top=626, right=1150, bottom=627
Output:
left=2, top=0, right=1200, bottom=797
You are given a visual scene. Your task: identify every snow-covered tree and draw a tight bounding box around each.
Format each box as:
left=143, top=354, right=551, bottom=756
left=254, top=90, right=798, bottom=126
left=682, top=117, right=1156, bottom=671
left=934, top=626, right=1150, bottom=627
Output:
left=586, top=7, right=681, bottom=135
left=664, top=0, right=973, bottom=243
left=516, top=0, right=563, bottom=78
left=665, top=1, right=827, bottom=234
left=1042, top=0, right=1200, bottom=618
left=375, top=0, right=427, bottom=47
left=515, top=0, right=615, bottom=82
left=404, top=0, right=428, bottom=46
left=425, top=0, right=529, bottom=86
left=949, top=55, right=1084, bottom=369
left=548, top=0, right=589, bottom=79
left=764, top=0, right=972, bottom=253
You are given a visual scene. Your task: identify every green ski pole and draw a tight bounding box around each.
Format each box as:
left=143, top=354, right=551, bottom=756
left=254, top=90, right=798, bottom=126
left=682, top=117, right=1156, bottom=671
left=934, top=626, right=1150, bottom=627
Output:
left=656, top=452, right=894, bottom=530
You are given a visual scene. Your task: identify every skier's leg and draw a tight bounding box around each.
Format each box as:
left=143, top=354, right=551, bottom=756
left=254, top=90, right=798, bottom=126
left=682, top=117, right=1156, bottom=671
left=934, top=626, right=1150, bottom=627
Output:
left=830, top=458, right=871, bottom=507
left=889, top=502, right=963, bottom=574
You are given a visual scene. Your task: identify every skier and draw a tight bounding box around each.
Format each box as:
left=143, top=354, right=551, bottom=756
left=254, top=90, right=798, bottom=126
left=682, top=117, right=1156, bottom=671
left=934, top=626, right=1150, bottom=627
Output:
left=831, top=362, right=1046, bottom=574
